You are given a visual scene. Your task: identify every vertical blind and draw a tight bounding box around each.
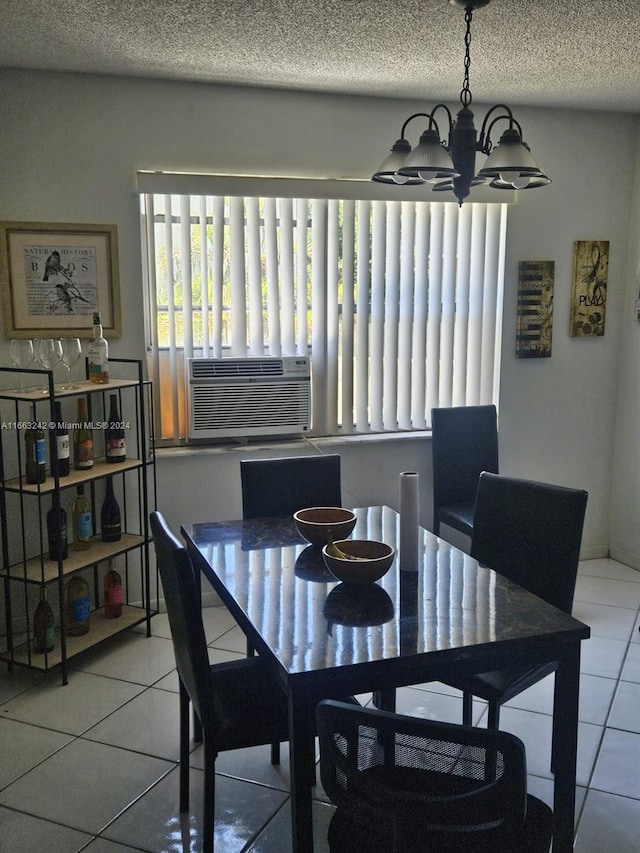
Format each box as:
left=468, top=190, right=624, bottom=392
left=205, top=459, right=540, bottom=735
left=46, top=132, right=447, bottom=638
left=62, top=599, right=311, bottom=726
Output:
left=140, top=179, right=506, bottom=444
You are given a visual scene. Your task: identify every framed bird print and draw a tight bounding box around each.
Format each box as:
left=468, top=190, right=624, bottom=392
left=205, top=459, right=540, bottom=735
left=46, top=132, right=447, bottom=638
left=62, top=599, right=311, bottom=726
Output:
left=0, top=221, right=121, bottom=338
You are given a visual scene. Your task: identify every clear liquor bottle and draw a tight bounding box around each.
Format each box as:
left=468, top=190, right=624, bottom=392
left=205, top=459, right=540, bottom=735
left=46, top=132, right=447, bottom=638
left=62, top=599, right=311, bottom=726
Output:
left=87, top=312, right=109, bottom=384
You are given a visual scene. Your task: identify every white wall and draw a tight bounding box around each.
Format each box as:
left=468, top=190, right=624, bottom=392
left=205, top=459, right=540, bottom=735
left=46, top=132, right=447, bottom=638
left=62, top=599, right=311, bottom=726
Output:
left=1, top=69, right=639, bottom=561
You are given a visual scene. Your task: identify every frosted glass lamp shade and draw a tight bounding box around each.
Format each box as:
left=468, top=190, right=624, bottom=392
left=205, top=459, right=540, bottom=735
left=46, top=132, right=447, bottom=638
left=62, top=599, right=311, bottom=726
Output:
left=397, top=129, right=459, bottom=182
left=372, top=139, right=424, bottom=185
left=478, top=127, right=546, bottom=187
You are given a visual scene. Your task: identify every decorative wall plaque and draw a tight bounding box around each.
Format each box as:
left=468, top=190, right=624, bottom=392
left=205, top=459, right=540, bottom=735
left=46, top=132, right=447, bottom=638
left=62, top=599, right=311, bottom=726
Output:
left=516, top=260, right=554, bottom=358
left=569, top=240, right=609, bottom=337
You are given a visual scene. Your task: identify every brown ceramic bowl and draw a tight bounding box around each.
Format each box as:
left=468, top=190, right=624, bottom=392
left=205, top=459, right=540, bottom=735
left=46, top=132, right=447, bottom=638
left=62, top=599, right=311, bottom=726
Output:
left=322, top=539, right=395, bottom=584
left=293, top=507, right=357, bottom=548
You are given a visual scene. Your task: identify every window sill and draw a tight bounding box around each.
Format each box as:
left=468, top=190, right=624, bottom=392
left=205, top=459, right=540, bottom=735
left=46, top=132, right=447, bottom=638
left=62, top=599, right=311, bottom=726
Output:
left=155, top=430, right=432, bottom=460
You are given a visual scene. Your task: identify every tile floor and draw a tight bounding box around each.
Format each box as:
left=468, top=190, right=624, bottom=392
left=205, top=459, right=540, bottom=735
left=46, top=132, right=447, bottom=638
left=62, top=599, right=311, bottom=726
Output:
left=1, top=557, right=639, bottom=852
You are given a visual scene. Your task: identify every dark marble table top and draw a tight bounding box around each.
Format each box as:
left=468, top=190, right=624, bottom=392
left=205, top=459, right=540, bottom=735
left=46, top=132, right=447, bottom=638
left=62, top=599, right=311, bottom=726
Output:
left=182, top=506, right=590, bottom=682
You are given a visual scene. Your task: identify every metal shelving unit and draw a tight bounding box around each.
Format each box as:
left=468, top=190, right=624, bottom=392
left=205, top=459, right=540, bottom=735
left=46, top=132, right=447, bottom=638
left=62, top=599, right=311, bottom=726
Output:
left=0, top=358, right=157, bottom=684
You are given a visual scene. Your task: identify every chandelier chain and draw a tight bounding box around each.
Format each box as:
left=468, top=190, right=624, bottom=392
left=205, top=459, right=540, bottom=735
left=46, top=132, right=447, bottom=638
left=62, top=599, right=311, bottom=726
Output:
left=460, top=8, right=473, bottom=108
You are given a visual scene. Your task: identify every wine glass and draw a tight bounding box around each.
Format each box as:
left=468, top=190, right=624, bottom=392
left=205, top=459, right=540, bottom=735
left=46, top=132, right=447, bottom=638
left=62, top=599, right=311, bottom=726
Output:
left=9, top=339, right=35, bottom=392
left=60, top=338, right=82, bottom=390
left=34, top=338, right=62, bottom=395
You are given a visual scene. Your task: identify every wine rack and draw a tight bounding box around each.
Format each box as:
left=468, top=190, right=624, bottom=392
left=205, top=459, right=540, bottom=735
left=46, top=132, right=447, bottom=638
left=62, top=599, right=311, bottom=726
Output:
left=0, top=358, right=157, bottom=684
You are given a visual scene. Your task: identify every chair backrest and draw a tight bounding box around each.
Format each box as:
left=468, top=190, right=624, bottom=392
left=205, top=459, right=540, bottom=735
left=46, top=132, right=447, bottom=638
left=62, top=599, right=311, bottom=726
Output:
left=471, top=472, right=588, bottom=613
left=240, top=454, right=342, bottom=518
left=317, top=700, right=528, bottom=841
left=150, top=511, right=215, bottom=729
left=431, top=405, right=498, bottom=508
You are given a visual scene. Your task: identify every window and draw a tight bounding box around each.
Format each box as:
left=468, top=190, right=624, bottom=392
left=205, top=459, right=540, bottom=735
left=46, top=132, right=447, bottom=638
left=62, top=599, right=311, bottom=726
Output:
left=139, top=174, right=506, bottom=445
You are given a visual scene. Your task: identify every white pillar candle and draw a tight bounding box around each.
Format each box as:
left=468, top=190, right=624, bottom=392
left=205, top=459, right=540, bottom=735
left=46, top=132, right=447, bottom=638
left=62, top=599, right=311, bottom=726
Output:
left=400, top=471, right=419, bottom=572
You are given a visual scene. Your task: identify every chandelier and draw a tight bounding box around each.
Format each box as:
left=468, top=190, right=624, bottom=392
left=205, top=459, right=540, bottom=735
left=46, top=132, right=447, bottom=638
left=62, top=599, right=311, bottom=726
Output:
left=371, top=0, right=550, bottom=206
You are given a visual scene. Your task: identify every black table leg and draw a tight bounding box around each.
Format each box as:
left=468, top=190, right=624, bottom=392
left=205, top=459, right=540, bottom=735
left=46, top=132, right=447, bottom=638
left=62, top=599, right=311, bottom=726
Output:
left=551, top=641, right=581, bottom=853
left=288, top=687, right=317, bottom=853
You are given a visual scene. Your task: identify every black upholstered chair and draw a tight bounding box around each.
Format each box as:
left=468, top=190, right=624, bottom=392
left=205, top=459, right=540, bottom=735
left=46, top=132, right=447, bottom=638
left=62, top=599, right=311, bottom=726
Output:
left=442, top=472, right=588, bottom=729
left=240, top=453, right=342, bottom=518
left=431, top=404, right=498, bottom=538
left=150, top=511, right=290, bottom=853
left=317, top=700, right=554, bottom=853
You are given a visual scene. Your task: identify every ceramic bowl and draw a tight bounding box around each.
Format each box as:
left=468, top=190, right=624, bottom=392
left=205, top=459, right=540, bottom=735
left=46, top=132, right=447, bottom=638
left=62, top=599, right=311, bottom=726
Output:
left=322, top=539, right=395, bottom=584
left=293, top=507, right=357, bottom=548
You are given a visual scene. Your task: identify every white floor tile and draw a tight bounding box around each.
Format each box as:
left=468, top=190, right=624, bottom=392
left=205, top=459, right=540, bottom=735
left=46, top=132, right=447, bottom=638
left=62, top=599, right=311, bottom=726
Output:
left=190, top=741, right=291, bottom=791
left=0, top=669, right=144, bottom=735
left=575, top=789, right=640, bottom=852
left=498, top=706, right=603, bottom=787
left=0, top=718, right=72, bottom=790
left=209, top=624, right=249, bottom=654
left=83, top=686, right=183, bottom=760
left=580, top=635, right=629, bottom=678
left=574, top=575, right=640, bottom=609
left=394, top=685, right=486, bottom=725
left=607, top=680, right=640, bottom=733
left=572, top=601, right=637, bottom=642
left=71, top=633, right=177, bottom=685
left=0, top=805, right=92, bottom=853
left=591, top=728, right=640, bottom=798
left=0, top=664, right=44, bottom=704
left=0, top=739, right=173, bottom=835
left=502, top=672, right=616, bottom=726
left=621, top=642, right=640, bottom=683
left=102, top=764, right=288, bottom=853
left=246, top=799, right=334, bottom=853
left=578, top=558, right=640, bottom=583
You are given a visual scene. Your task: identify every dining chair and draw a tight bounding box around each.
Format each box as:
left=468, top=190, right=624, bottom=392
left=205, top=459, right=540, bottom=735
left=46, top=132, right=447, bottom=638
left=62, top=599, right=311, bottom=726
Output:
left=431, top=404, right=498, bottom=538
left=240, top=453, right=342, bottom=518
left=149, top=511, right=290, bottom=853
left=442, top=472, right=588, bottom=729
left=317, top=700, right=554, bottom=853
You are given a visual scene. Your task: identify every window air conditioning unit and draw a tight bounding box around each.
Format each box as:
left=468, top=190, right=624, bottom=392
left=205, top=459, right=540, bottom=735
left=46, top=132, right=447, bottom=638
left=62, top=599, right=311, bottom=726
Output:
left=186, top=356, right=311, bottom=441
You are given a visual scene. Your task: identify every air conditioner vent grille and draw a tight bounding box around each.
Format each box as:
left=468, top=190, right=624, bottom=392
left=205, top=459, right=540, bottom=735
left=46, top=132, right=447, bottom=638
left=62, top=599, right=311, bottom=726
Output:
left=191, top=358, right=283, bottom=379
left=191, top=383, right=310, bottom=432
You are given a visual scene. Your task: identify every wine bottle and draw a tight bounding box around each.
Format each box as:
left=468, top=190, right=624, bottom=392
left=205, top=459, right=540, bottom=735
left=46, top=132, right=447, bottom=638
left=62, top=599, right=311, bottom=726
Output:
left=73, top=397, right=94, bottom=470
left=105, top=394, right=126, bottom=463
left=33, top=590, right=55, bottom=653
left=50, top=401, right=70, bottom=477
left=46, top=493, right=68, bottom=561
left=72, top=484, right=92, bottom=550
left=100, top=476, right=122, bottom=542
left=87, top=311, right=109, bottom=384
left=25, top=426, right=46, bottom=484
left=64, top=574, right=90, bottom=635
left=104, top=560, right=123, bottom=619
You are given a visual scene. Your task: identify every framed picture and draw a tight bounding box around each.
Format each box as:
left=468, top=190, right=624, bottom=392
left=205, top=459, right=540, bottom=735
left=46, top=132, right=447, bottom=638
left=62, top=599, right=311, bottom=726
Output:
left=0, top=221, right=121, bottom=338
left=516, top=260, right=554, bottom=358
left=569, top=239, right=609, bottom=337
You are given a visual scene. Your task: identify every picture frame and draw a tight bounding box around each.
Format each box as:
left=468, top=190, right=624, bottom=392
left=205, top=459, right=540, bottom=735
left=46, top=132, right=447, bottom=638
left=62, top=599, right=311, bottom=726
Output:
left=516, top=260, right=554, bottom=358
left=569, top=239, right=609, bottom=337
left=0, top=221, right=121, bottom=338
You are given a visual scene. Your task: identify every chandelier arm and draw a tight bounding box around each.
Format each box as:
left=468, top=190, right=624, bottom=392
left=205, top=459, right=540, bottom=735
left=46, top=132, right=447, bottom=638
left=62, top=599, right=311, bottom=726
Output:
left=428, top=103, right=455, bottom=141
left=478, top=103, right=516, bottom=149
left=400, top=112, right=433, bottom=139
left=483, top=115, right=525, bottom=153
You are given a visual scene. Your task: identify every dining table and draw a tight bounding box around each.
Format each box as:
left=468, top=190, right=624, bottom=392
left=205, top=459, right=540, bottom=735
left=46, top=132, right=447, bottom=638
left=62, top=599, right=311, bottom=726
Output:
left=181, top=505, right=590, bottom=853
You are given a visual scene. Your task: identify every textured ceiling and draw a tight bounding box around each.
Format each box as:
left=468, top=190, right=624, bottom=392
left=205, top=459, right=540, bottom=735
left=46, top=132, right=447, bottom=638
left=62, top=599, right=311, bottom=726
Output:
left=2, top=0, right=640, bottom=112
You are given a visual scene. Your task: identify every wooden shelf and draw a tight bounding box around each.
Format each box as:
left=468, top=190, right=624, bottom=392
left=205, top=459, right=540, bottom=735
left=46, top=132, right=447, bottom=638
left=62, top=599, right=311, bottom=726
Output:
left=0, top=378, right=140, bottom=402
left=3, top=458, right=143, bottom=495
left=3, top=606, right=153, bottom=669
left=4, top=533, right=148, bottom=583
